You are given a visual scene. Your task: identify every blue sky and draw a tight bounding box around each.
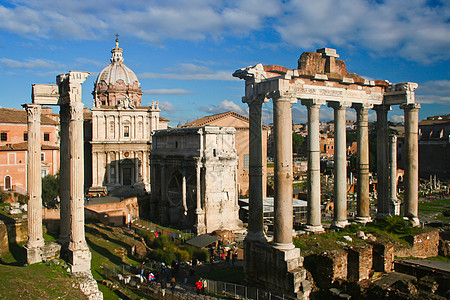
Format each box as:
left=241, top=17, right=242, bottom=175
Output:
left=0, top=0, right=449, bottom=126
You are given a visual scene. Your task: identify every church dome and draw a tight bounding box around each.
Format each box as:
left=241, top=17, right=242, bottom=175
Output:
left=93, top=38, right=143, bottom=108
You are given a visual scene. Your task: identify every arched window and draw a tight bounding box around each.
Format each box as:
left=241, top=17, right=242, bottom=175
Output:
left=4, top=176, right=11, bottom=190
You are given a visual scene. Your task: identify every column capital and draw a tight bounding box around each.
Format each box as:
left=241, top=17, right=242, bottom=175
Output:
left=243, top=94, right=269, bottom=105
left=23, top=104, right=42, bottom=123
left=352, top=102, right=373, bottom=111
left=269, top=90, right=298, bottom=104
left=301, top=99, right=326, bottom=107
left=373, top=104, right=391, bottom=112
left=390, top=134, right=397, bottom=143
left=400, top=103, right=421, bottom=111
left=327, top=101, right=351, bottom=110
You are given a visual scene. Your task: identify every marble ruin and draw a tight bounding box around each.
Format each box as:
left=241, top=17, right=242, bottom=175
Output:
left=150, top=126, right=241, bottom=234
left=24, top=72, right=92, bottom=273
left=233, top=48, right=420, bottom=298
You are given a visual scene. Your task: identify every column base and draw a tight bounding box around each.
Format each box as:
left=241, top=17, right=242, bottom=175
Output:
left=68, top=247, right=92, bottom=273
left=331, top=220, right=349, bottom=229
left=272, top=242, right=295, bottom=251
left=407, top=217, right=420, bottom=227
left=245, top=230, right=267, bottom=243
left=354, top=216, right=372, bottom=224
left=25, top=245, right=43, bottom=265
left=303, top=224, right=324, bottom=233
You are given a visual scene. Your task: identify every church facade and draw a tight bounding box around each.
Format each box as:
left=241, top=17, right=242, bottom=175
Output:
left=87, top=38, right=168, bottom=192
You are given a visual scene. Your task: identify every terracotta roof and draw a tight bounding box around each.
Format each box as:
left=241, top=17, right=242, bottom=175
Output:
left=181, top=111, right=269, bottom=130
left=0, top=108, right=58, bottom=125
left=159, top=116, right=169, bottom=122
left=0, top=142, right=59, bottom=151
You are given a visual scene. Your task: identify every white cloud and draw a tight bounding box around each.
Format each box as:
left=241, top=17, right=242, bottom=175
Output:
left=156, top=101, right=174, bottom=112
left=389, top=114, right=404, bottom=123
left=143, top=89, right=193, bottom=95
left=199, top=99, right=247, bottom=115
left=0, top=58, right=65, bottom=69
left=139, top=70, right=236, bottom=81
left=416, top=80, right=450, bottom=104
left=75, top=57, right=104, bottom=68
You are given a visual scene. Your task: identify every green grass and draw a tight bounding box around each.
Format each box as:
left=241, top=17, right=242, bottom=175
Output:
left=419, top=198, right=450, bottom=221
left=427, top=256, right=450, bottom=264
left=0, top=261, right=86, bottom=299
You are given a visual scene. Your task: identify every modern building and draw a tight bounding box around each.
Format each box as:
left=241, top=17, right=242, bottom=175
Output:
left=86, top=38, right=168, bottom=192
left=181, top=111, right=269, bottom=197
left=0, top=107, right=59, bottom=194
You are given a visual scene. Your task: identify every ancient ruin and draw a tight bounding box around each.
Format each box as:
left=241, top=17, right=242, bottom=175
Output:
left=150, top=126, right=241, bottom=234
left=233, top=48, right=420, bottom=298
left=24, top=72, right=92, bottom=273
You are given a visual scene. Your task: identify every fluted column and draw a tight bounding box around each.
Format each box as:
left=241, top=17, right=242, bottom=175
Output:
left=401, top=103, right=420, bottom=226
left=389, top=135, right=400, bottom=215
left=374, top=104, right=391, bottom=217
left=328, top=101, right=351, bottom=228
left=273, top=93, right=296, bottom=249
left=24, top=104, right=44, bottom=264
left=244, top=95, right=267, bottom=242
left=59, top=104, right=71, bottom=246
left=353, top=103, right=372, bottom=223
left=68, top=101, right=91, bottom=272
left=181, top=162, right=187, bottom=214
left=302, top=99, right=325, bottom=232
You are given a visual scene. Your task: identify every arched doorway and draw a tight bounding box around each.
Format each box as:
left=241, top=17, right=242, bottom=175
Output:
left=4, top=176, right=11, bottom=190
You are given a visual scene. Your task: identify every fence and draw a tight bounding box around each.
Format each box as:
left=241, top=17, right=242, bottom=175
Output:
left=204, top=279, right=297, bottom=300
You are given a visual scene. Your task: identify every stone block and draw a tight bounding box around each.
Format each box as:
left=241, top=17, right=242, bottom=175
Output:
left=313, top=249, right=347, bottom=289
left=347, top=244, right=373, bottom=282
left=69, top=248, right=92, bottom=273
left=25, top=246, right=43, bottom=265
left=372, top=241, right=395, bottom=273
left=42, top=242, right=61, bottom=261
left=404, top=229, right=439, bottom=258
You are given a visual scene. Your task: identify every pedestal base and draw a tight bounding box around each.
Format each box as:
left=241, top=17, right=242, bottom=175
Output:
left=354, top=216, right=372, bottom=224
left=304, top=224, right=325, bottom=233
left=331, top=219, right=349, bottom=228
left=407, top=217, right=420, bottom=227
left=25, top=246, right=43, bottom=265
left=244, top=230, right=267, bottom=243
left=68, top=247, right=92, bottom=273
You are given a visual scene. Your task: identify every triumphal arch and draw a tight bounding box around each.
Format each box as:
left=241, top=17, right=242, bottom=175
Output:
left=233, top=48, right=419, bottom=298
left=24, top=71, right=92, bottom=273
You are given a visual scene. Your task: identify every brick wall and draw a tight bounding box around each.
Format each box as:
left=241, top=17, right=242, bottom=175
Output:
left=402, top=229, right=439, bottom=258
left=372, top=241, right=395, bottom=273
left=347, top=244, right=373, bottom=282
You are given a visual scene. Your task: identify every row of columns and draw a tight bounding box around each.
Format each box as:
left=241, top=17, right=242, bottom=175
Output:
left=244, top=95, right=421, bottom=249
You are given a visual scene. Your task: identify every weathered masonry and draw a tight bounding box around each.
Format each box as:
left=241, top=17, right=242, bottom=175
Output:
left=233, top=48, right=420, bottom=298
left=24, top=72, right=92, bottom=273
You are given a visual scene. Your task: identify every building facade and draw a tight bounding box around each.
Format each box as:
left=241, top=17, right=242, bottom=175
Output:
left=0, top=107, right=59, bottom=194
left=88, top=38, right=168, bottom=192
left=150, top=126, right=241, bottom=234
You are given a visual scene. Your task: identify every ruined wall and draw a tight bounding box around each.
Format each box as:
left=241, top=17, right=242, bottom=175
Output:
left=0, top=221, right=8, bottom=257
left=372, top=241, right=395, bottom=273
left=347, top=244, right=373, bottom=282
left=396, top=229, right=440, bottom=258
left=310, top=249, right=347, bottom=289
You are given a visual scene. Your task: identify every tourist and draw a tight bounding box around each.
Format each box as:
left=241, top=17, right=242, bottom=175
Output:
left=170, top=276, right=176, bottom=291
left=195, top=279, right=202, bottom=295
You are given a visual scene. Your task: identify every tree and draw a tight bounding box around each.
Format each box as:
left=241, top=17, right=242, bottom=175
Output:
left=292, top=133, right=305, bottom=155
left=42, top=174, right=60, bottom=207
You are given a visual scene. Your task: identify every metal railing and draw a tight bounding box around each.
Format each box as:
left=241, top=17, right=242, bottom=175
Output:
left=133, top=218, right=195, bottom=240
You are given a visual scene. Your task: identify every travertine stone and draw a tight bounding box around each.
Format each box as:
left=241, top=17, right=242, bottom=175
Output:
left=273, top=94, right=297, bottom=249
left=24, top=104, right=44, bottom=264
left=353, top=103, right=372, bottom=223
left=374, top=104, right=391, bottom=217
left=401, top=103, right=421, bottom=226
left=389, top=135, right=400, bottom=215
left=328, top=101, right=351, bottom=228
left=302, top=99, right=325, bottom=232
left=59, top=104, right=70, bottom=246
left=244, top=95, right=268, bottom=242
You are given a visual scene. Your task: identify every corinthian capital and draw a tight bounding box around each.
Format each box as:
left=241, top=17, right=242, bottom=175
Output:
left=24, top=104, right=41, bottom=123
left=69, top=102, right=84, bottom=121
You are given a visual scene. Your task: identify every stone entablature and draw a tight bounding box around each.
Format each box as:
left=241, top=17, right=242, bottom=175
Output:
left=150, top=126, right=241, bottom=234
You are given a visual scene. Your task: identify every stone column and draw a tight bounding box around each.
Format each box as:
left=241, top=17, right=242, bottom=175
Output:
left=92, top=152, right=98, bottom=187
left=302, top=99, right=325, bottom=232
left=181, top=163, right=187, bottom=214
left=68, top=101, right=91, bottom=273
left=328, top=101, right=351, bottom=228
left=134, top=154, right=139, bottom=184
left=115, top=152, right=119, bottom=184
left=24, top=104, right=44, bottom=264
left=374, top=104, right=391, bottom=217
left=401, top=103, right=421, bottom=226
left=106, top=152, right=111, bottom=184
left=59, top=104, right=71, bottom=246
left=353, top=103, right=371, bottom=223
left=194, top=157, right=205, bottom=234
left=389, top=135, right=400, bottom=215
left=272, top=93, right=296, bottom=249
left=244, top=95, right=267, bottom=241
